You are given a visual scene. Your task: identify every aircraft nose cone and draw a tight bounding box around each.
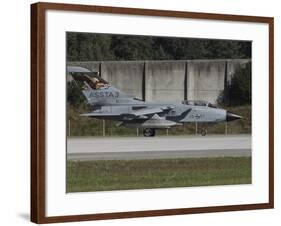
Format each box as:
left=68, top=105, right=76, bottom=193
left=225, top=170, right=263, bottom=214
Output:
left=226, top=112, right=242, bottom=122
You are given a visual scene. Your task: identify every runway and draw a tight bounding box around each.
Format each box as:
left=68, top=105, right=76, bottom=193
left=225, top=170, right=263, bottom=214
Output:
left=67, top=135, right=251, bottom=161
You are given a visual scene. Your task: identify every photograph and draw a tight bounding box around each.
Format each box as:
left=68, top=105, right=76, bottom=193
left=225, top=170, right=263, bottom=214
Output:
left=66, top=32, right=252, bottom=192
left=30, top=2, right=274, bottom=223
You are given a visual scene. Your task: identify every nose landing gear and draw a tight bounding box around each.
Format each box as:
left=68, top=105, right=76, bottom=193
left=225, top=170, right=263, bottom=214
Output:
left=143, top=128, right=156, bottom=137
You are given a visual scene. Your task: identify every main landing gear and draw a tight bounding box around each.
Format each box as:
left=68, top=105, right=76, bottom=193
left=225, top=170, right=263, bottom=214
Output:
left=200, top=128, right=207, bottom=136
left=143, top=128, right=156, bottom=137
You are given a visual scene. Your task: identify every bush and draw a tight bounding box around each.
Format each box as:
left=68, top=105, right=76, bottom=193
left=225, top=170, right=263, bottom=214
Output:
left=67, top=81, right=86, bottom=108
left=219, top=62, right=251, bottom=106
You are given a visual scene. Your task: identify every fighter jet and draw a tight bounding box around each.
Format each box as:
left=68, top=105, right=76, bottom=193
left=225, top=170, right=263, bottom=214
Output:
left=67, top=66, right=242, bottom=137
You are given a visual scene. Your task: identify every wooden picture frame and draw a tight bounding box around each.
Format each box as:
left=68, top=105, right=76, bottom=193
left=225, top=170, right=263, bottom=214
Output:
left=31, top=2, right=274, bottom=223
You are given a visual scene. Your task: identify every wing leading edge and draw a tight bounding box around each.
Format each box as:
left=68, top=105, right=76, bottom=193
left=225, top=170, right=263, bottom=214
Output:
left=80, top=106, right=174, bottom=120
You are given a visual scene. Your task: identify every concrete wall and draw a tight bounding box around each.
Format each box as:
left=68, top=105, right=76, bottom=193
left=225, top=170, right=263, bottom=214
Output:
left=145, top=61, right=186, bottom=101
left=69, top=59, right=250, bottom=103
left=187, top=60, right=226, bottom=103
left=101, top=61, right=144, bottom=99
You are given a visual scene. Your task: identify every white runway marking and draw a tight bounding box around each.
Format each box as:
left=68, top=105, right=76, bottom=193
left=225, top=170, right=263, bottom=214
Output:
left=67, top=135, right=251, bottom=160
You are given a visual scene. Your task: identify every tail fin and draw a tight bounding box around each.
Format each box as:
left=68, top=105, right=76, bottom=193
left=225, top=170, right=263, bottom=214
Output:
left=67, top=66, right=132, bottom=106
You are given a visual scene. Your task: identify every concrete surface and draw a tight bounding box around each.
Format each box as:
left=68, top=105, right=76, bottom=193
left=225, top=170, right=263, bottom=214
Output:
left=69, top=59, right=250, bottom=103
left=67, top=135, right=251, bottom=161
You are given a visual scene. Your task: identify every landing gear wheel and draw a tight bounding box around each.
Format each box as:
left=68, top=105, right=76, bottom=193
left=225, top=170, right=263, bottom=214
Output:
left=201, top=129, right=207, bottom=136
left=143, top=128, right=156, bottom=137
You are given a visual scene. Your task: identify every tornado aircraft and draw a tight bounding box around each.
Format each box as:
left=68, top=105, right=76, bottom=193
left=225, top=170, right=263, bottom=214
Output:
left=68, top=66, right=242, bottom=137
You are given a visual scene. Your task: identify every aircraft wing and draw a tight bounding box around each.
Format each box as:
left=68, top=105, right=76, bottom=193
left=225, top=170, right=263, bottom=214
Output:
left=117, top=106, right=173, bottom=120
left=80, top=106, right=173, bottom=120
left=131, top=107, right=166, bottom=116
left=80, top=109, right=163, bottom=119
left=80, top=113, right=117, bottom=117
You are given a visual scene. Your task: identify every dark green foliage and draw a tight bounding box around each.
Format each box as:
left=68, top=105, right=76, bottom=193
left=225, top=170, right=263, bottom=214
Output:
left=228, top=63, right=251, bottom=106
left=219, top=63, right=251, bottom=106
left=111, top=35, right=154, bottom=60
left=204, top=40, right=245, bottom=59
left=67, top=33, right=115, bottom=61
left=67, top=32, right=251, bottom=61
left=67, top=81, right=85, bottom=108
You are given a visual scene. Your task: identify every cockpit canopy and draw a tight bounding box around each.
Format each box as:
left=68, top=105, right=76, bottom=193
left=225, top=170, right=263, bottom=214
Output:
left=181, top=100, right=217, bottom=108
left=67, top=66, right=110, bottom=90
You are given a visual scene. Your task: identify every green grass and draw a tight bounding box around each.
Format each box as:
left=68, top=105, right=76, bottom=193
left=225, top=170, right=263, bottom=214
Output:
left=66, top=157, right=251, bottom=192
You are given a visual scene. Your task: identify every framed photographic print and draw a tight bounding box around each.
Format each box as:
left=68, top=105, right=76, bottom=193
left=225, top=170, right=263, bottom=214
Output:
left=31, top=2, right=274, bottom=223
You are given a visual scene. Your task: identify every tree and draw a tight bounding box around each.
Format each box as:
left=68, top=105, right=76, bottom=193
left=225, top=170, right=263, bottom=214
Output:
left=219, top=63, right=251, bottom=106
left=67, top=81, right=85, bottom=108
left=67, top=32, right=252, bottom=62
left=204, top=40, right=244, bottom=59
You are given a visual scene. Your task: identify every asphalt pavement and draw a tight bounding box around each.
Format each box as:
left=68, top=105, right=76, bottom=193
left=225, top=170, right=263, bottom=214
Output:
left=67, top=135, right=251, bottom=160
